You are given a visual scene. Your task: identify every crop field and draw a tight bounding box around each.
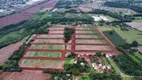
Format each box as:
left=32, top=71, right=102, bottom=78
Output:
left=76, top=39, right=108, bottom=44
left=24, top=51, right=62, bottom=58
left=19, top=59, right=64, bottom=69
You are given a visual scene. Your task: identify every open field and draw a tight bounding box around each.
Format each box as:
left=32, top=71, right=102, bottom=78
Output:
left=19, top=59, right=64, bottom=69
left=30, top=44, right=65, bottom=50
left=24, top=51, right=62, bottom=58
left=134, top=52, right=142, bottom=60
left=76, top=39, right=108, bottom=44
left=76, top=31, right=98, bottom=34
left=0, top=70, right=50, bottom=80
left=33, top=39, right=65, bottom=43
left=78, top=6, right=92, bottom=12
left=75, top=45, right=113, bottom=51
left=0, top=40, right=24, bottom=65
left=126, top=22, right=142, bottom=31
left=98, top=26, right=142, bottom=45
left=37, top=35, right=64, bottom=38
left=76, top=35, right=103, bottom=38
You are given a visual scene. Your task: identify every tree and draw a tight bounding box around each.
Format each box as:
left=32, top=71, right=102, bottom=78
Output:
left=96, top=52, right=102, bottom=57
left=132, top=41, right=138, bottom=47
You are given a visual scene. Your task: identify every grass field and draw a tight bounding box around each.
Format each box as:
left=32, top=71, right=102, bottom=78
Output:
left=108, top=59, right=119, bottom=73
left=98, top=26, right=142, bottom=45
left=65, top=58, right=74, bottom=64
left=24, top=51, right=62, bottom=58
left=128, top=54, right=141, bottom=65
left=134, top=52, right=142, bottom=60
left=125, top=77, right=135, bottom=80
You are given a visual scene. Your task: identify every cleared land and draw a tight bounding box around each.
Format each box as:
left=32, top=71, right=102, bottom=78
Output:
left=33, top=39, right=65, bottom=43
left=76, top=35, right=103, bottom=38
left=0, top=70, right=50, bottom=80
left=19, top=59, right=64, bottom=69
left=76, top=39, right=108, bottom=44
left=37, top=35, right=64, bottom=38
left=75, top=45, right=113, bottom=51
left=0, top=40, right=24, bottom=65
left=30, top=45, right=65, bottom=50
left=126, top=22, right=142, bottom=31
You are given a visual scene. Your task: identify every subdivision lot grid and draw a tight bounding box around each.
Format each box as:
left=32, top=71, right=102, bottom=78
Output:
left=19, top=27, right=68, bottom=70
left=73, top=26, right=120, bottom=55
left=19, top=26, right=120, bottom=70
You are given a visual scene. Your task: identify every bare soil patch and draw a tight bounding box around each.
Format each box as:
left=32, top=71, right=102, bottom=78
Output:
left=0, top=40, right=24, bottom=65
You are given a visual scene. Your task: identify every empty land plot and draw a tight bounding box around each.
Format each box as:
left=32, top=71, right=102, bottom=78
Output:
left=24, top=51, right=62, bottom=58
left=76, top=31, right=98, bottom=34
left=0, top=70, right=50, bottom=80
left=76, top=39, right=108, bottom=44
left=75, top=45, right=113, bottom=50
left=30, top=45, right=65, bottom=50
left=0, top=40, right=24, bottom=65
left=76, top=35, right=103, bottom=38
left=37, top=35, right=64, bottom=38
left=66, top=45, right=72, bottom=50
left=76, top=27, right=95, bottom=31
left=33, top=39, right=64, bottom=43
left=49, top=31, right=64, bottom=34
left=19, top=59, right=64, bottom=69
left=48, top=27, right=64, bottom=31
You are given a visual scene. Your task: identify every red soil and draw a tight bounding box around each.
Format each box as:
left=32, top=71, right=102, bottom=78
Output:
left=0, top=40, right=24, bottom=65
left=0, top=70, right=50, bottom=80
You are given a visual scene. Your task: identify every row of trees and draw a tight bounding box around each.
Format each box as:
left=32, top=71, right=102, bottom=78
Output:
left=64, top=27, right=74, bottom=43
left=113, top=46, right=142, bottom=76
left=104, top=1, right=142, bottom=13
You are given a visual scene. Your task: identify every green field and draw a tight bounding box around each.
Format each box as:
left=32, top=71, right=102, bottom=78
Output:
left=24, top=51, right=62, bottom=58
left=98, top=26, right=142, bottom=46
left=134, top=52, right=142, bottom=60
left=125, top=77, right=135, bottom=80
left=128, top=54, right=141, bottom=65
